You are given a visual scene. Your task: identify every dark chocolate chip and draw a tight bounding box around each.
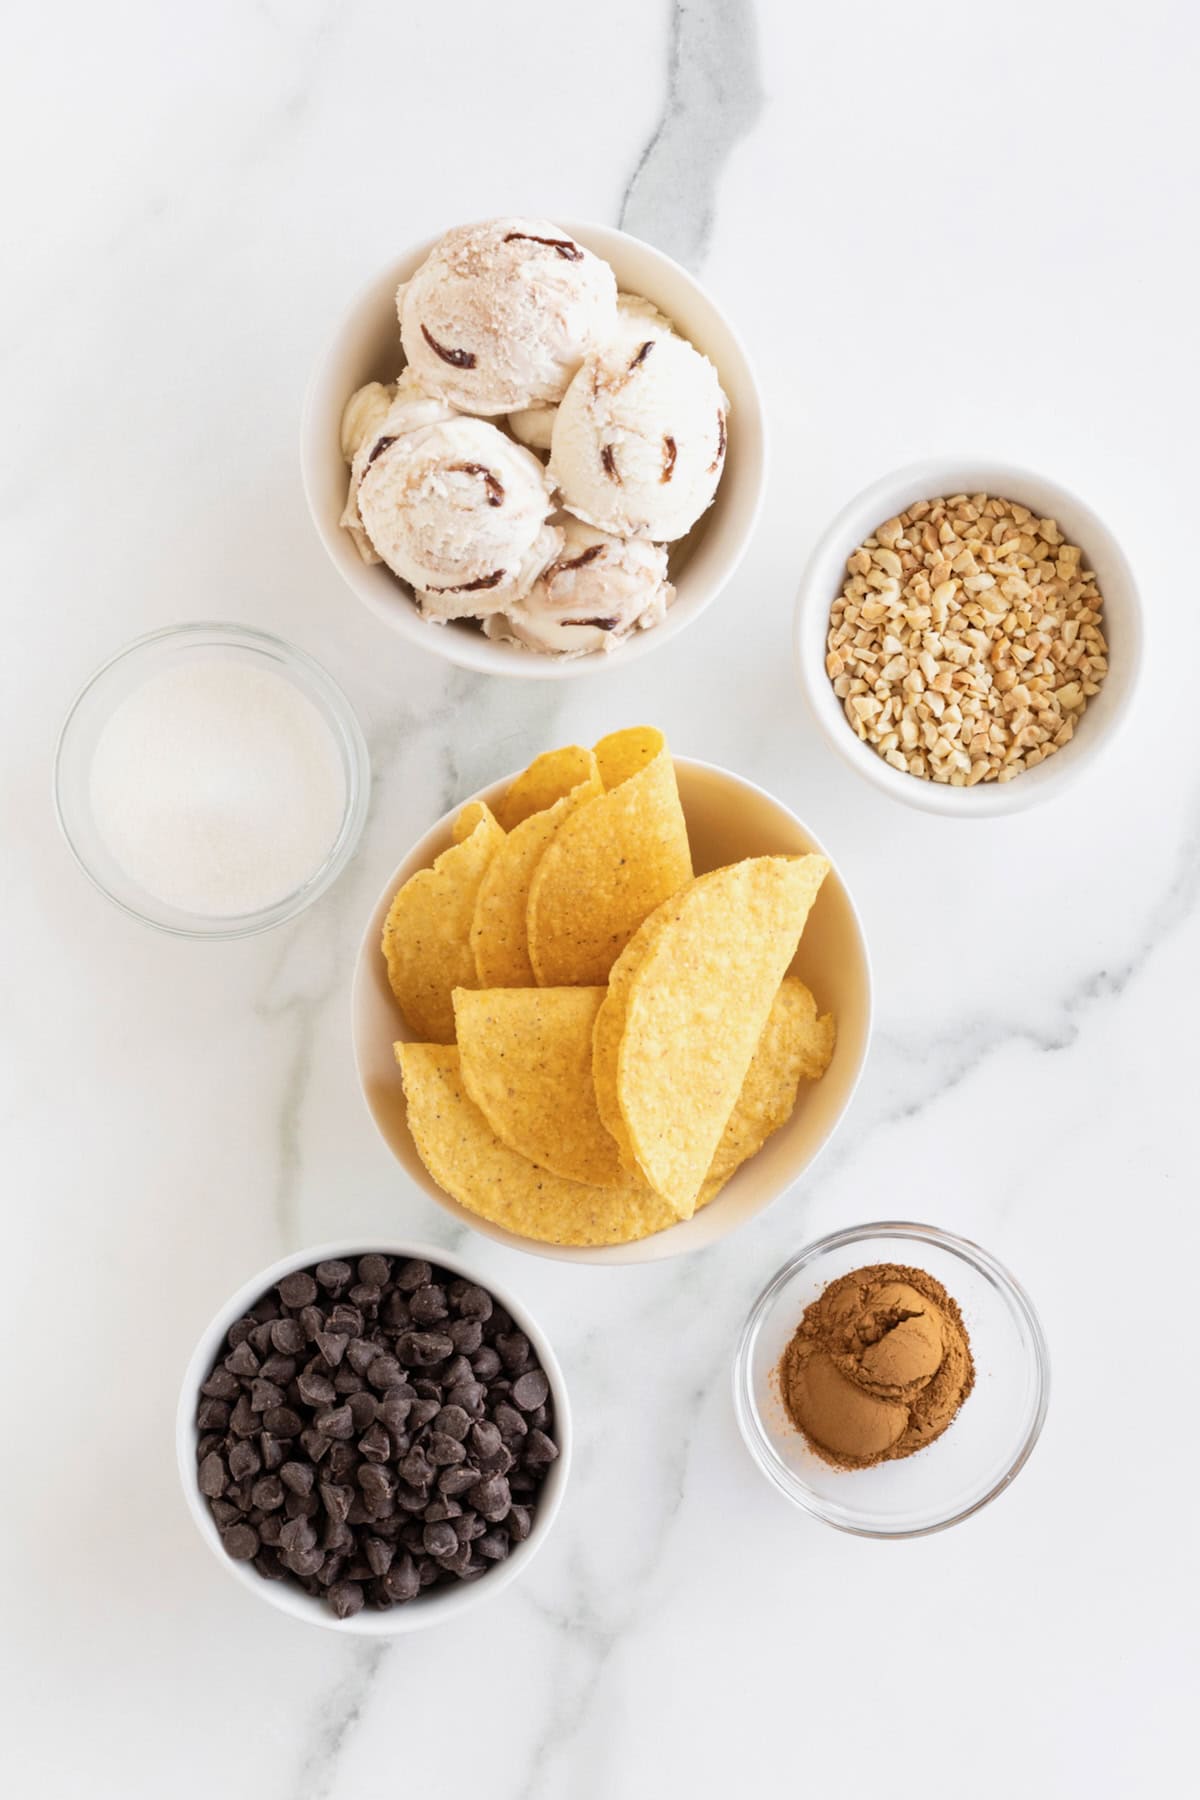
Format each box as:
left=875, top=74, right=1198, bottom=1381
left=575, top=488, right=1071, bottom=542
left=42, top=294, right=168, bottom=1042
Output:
left=366, top=1354, right=403, bottom=1391
left=348, top=1392, right=378, bottom=1433
left=383, top=1556, right=420, bottom=1602
left=493, top=1402, right=527, bottom=1438
left=468, top=1474, right=511, bottom=1522
left=454, top=1283, right=493, bottom=1321
left=315, top=1259, right=353, bottom=1293
left=279, top=1461, right=314, bottom=1497
left=224, top=1340, right=259, bottom=1379
left=200, top=1369, right=239, bottom=1401
left=262, top=1406, right=302, bottom=1438
left=270, top=1317, right=305, bottom=1354
left=364, top=1535, right=394, bottom=1577
left=198, top=1452, right=227, bottom=1498
left=346, top=1338, right=379, bottom=1377
left=297, top=1370, right=337, bottom=1407
left=221, top=1523, right=259, bottom=1561
left=227, top=1441, right=261, bottom=1483
left=524, top=1429, right=560, bottom=1467
left=251, top=1476, right=285, bottom=1512
left=319, top=1483, right=353, bottom=1523
left=409, top=1284, right=448, bottom=1324
left=279, top=1271, right=318, bottom=1309
left=496, top=1332, right=532, bottom=1374
left=512, top=1370, right=550, bottom=1412
left=423, top=1521, right=458, bottom=1560
left=507, top=1505, right=532, bottom=1541
left=358, top=1422, right=392, bottom=1463
left=314, top=1404, right=354, bottom=1440
left=446, top=1380, right=486, bottom=1417
left=314, top=1332, right=348, bottom=1370
left=449, top=1318, right=484, bottom=1354
left=438, top=1465, right=481, bottom=1498
left=279, top=1516, right=317, bottom=1555
left=424, top=1496, right=462, bottom=1523
left=396, top=1259, right=431, bottom=1292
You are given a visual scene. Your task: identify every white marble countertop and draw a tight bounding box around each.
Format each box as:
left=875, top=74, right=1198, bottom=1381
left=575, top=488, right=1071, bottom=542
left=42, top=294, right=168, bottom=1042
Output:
left=6, top=1, right=1197, bottom=1794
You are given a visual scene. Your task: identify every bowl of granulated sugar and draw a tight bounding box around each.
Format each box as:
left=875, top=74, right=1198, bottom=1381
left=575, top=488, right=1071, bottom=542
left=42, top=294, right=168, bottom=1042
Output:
left=55, top=623, right=369, bottom=937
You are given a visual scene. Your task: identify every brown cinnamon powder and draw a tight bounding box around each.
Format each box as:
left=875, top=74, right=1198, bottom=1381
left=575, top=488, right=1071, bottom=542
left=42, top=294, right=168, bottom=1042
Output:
left=778, top=1262, right=975, bottom=1469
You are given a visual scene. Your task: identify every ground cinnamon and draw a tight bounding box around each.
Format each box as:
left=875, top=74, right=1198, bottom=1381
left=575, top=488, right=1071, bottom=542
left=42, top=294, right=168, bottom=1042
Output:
left=777, top=1262, right=975, bottom=1469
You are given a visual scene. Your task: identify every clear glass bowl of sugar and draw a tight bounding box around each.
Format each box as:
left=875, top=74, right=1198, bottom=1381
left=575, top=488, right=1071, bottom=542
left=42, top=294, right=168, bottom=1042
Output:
left=733, top=1222, right=1050, bottom=1538
left=55, top=623, right=370, bottom=938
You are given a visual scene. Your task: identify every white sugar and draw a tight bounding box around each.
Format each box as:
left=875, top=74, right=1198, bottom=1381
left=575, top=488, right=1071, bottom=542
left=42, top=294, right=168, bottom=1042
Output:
left=89, top=658, right=347, bottom=917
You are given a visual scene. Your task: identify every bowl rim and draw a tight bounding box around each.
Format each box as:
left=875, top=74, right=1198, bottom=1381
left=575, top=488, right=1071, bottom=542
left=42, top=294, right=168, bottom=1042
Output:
left=53, top=621, right=371, bottom=939
left=794, top=455, right=1144, bottom=817
left=732, top=1219, right=1050, bottom=1538
left=351, top=752, right=874, bottom=1266
left=176, top=1236, right=573, bottom=1633
left=299, top=216, right=769, bottom=680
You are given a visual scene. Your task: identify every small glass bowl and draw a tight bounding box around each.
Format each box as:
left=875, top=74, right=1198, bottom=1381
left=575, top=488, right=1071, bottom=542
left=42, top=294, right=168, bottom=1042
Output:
left=733, top=1222, right=1049, bottom=1537
left=54, top=623, right=370, bottom=938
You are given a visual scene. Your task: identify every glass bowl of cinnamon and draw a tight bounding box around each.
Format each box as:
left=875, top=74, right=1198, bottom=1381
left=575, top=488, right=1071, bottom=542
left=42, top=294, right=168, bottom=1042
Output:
left=732, top=1222, right=1049, bottom=1538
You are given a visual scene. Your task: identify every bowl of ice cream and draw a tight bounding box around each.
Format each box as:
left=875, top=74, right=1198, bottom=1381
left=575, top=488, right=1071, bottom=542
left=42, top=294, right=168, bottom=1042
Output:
left=351, top=754, right=872, bottom=1264
left=302, top=218, right=766, bottom=676
left=733, top=1222, right=1049, bottom=1536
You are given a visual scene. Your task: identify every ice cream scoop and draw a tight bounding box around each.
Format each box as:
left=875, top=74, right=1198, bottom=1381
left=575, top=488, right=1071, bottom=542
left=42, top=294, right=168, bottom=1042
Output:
left=507, top=293, right=677, bottom=452
left=340, top=373, right=458, bottom=563
left=355, top=414, right=558, bottom=618
left=398, top=219, right=618, bottom=416
left=611, top=290, right=676, bottom=350
left=549, top=330, right=728, bottom=541
left=486, top=517, right=673, bottom=657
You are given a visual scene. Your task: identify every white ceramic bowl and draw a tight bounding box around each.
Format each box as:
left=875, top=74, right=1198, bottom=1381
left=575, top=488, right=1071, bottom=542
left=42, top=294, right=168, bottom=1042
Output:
left=177, top=1239, right=572, bottom=1633
left=301, top=220, right=766, bottom=678
left=795, top=458, right=1143, bottom=816
left=352, top=758, right=872, bottom=1265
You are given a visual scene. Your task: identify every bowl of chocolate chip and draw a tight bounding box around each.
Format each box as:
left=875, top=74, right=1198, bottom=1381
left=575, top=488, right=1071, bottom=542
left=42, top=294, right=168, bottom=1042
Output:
left=178, top=1241, right=570, bottom=1631
left=733, top=1222, right=1048, bottom=1537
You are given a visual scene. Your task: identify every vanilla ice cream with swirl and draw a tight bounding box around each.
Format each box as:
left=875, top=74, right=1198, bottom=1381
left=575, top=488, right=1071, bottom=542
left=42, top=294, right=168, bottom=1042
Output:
left=486, top=517, right=673, bottom=656
left=353, top=410, right=559, bottom=618
left=549, top=331, right=727, bottom=541
left=398, top=218, right=617, bottom=415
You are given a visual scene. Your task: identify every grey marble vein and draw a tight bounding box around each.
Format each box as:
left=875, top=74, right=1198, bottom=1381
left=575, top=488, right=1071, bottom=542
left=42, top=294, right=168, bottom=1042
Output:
left=292, top=1641, right=390, bottom=1800
left=619, top=0, right=765, bottom=269
left=253, top=910, right=345, bottom=1242
left=504, top=1361, right=722, bottom=1800
left=798, top=786, right=1200, bottom=1208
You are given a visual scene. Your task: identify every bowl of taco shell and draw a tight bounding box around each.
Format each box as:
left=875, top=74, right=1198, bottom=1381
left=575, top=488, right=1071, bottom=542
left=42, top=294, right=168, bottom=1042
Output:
left=352, top=728, right=872, bottom=1263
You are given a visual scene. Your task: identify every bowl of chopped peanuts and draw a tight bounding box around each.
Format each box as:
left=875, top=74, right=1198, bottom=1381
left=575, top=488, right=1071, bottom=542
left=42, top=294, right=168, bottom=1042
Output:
left=794, top=459, right=1142, bottom=815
